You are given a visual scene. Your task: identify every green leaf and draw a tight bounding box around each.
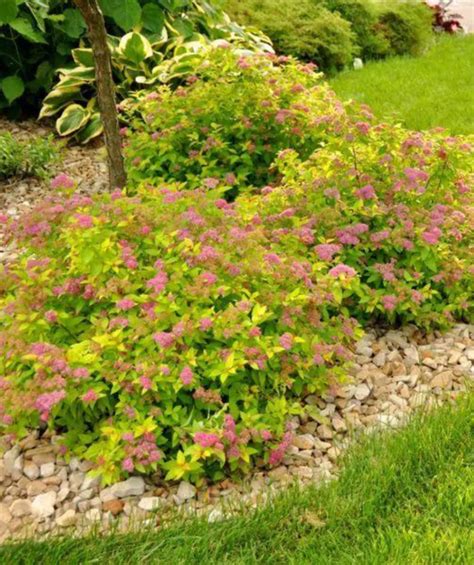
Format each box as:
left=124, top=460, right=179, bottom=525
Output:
left=59, top=8, right=86, bottom=39
left=119, top=32, right=153, bottom=64
left=40, top=86, right=82, bottom=118
left=142, top=3, right=164, bottom=34
left=0, top=0, right=18, bottom=25
left=76, top=113, right=103, bottom=144
left=1, top=76, right=25, bottom=104
left=9, top=17, right=47, bottom=43
left=99, top=0, right=141, bottom=31
left=56, top=104, right=89, bottom=136
left=72, top=48, right=94, bottom=67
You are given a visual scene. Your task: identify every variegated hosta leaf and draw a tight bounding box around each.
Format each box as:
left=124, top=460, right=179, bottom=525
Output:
left=39, top=86, right=82, bottom=118
left=76, top=113, right=104, bottom=145
left=56, top=104, right=89, bottom=136
left=119, top=32, right=154, bottom=64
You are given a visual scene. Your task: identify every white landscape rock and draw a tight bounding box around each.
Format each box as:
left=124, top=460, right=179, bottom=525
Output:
left=177, top=481, right=196, bottom=501
left=354, top=383, right=371, bottom=401
left=23, top=462, right=40, bottom=481
left=138, top=497, right=162, bottom=512
left=292, top=434, right=315, bottom=450
left=56, top=509, right=77, bottom=528
left=32, top=491, right=57, bottom=518
left=110, top=477, right=145, bottom=498
left=10, top=499, right=32, bottom=518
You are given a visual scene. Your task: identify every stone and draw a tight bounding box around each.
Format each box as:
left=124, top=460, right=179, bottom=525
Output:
left=81, top=475, right=100, bottom=491
left=331, top=415, right=347, bottom=433
left=138, top=497, right=162, bottom=512
left=268, top=466, right=291, bottom=482
left=27, top=480, right=48, bottom=497
left=431, top=371, right=452, bottom=389
left=32, top=491, right=57, bottom=518
left=354, top=383, right=371, bottom=401
left=3, top=446, right=20, bottom=475
left=292, top=434, right=315, bottom=450
left=85, top=508, right=101, bottom=522
left=373, top=352, right=386, bottom=367
left=23, top=462, right=40, bottom=481
left=208, top=508, right=224, bottom=523
left=10, top=499, right=32, bottom=518
left=110, top=477, right=145, bottom=498
left=317, top=425, right=333, bottom=440
left=177, top=481, right=196, bottom=501
left=56, top=509, right=77, bottom=528
left=103, top=499, right=125, bottom=516
left=57, top=487, right=70, bottom=503
left=40, top=462, right=55, bottom=478
left=290, top=466, right=313, bottom=479
left=0, top=503, right=12, bottom=524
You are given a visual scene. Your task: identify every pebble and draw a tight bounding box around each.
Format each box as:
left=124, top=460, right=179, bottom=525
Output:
left=56, top=509, right=77, bottom=528
left=177, top=481, right=196, bottom=501
left=138, top=497, right=162, bottom=512
left=110, top=477, right=145, bottom=499
left=32, top=492, right=57, bottom=518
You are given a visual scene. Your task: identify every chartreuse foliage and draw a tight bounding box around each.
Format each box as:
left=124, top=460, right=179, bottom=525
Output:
left=125, top=49, right=341, bottom=193
left=2, top=394, right=473, bottom=563
left=0, top=179, right=358, bottom=485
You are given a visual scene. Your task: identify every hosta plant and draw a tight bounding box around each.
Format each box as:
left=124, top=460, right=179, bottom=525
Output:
left=39, top=2, right=271, bottom=142
left=124, top=49, right=348, bottom=195
left=238, top=122, right=474, bottom=328
left=0, top=180, right=359, bottom=484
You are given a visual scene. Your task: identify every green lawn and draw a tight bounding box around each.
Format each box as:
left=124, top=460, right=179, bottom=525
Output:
left=3, top=395, right=473, bottom=564
left=330, top=35, right=474, bottom=135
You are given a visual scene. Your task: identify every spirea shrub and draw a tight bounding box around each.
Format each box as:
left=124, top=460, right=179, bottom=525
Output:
left=124, top=49, right=349, bottom=196
left=0, top=180, right=360, bottom=484
left=238, top=122, right=473, bottom=327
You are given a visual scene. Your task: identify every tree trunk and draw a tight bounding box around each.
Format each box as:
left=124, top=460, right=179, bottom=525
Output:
left=73, top=0, right=126, bottom=189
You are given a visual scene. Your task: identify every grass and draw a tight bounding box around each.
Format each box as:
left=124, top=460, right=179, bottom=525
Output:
left=2, top=395, right=473, bottom=564
left=330, top=35, right=474, bottom=135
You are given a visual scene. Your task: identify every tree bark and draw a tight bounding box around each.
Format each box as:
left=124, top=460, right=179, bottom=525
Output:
left=73, top=0, right=126, bottom=189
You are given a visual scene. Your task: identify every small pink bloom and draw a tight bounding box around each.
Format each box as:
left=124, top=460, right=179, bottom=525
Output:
left=314, top=244, right=341, bottom=261
left=381, top=295, right=398, bottom=311
left=279, top=333, right=293, bottom=351
left=153, top=332, right=175, bottom=349
left=180, top=366, right=193, bottom=386
left=75, top=214, right=94, bottom=229
left=139, top=376, right=152, bottom=390
left=199, top=318, right=213, bottom=331
left=117, top=298, right=135, bottom=311
left=355, top=184, right=376, bottom=200
left=122, top=457, right=134, bottom=472
left=45, top=310, right=58, bottom=323
left=51, top=173, right=75, bottom=189
left=329, top=264, right=357, bottom=278
left=200, top=272, right=217, bottom=285
left=82, top=389, right=98, bottom=403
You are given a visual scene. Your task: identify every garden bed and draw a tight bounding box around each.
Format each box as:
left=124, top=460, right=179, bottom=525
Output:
left=1, top=323, right=472, bottom=542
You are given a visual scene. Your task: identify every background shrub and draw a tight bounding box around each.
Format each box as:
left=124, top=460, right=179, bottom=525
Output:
left=324, top=0, right=390, bottom=59
left=125, top=49, right=349, bottom=195
left=0, top=181, right=357, bottom=484
left=0, top=133, right=60, bottom=180
left=376, top=1, right=434, bottom=57
left=221, top=0, right=357, bottom=72
left=222, top=0, right=434, bottom=68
